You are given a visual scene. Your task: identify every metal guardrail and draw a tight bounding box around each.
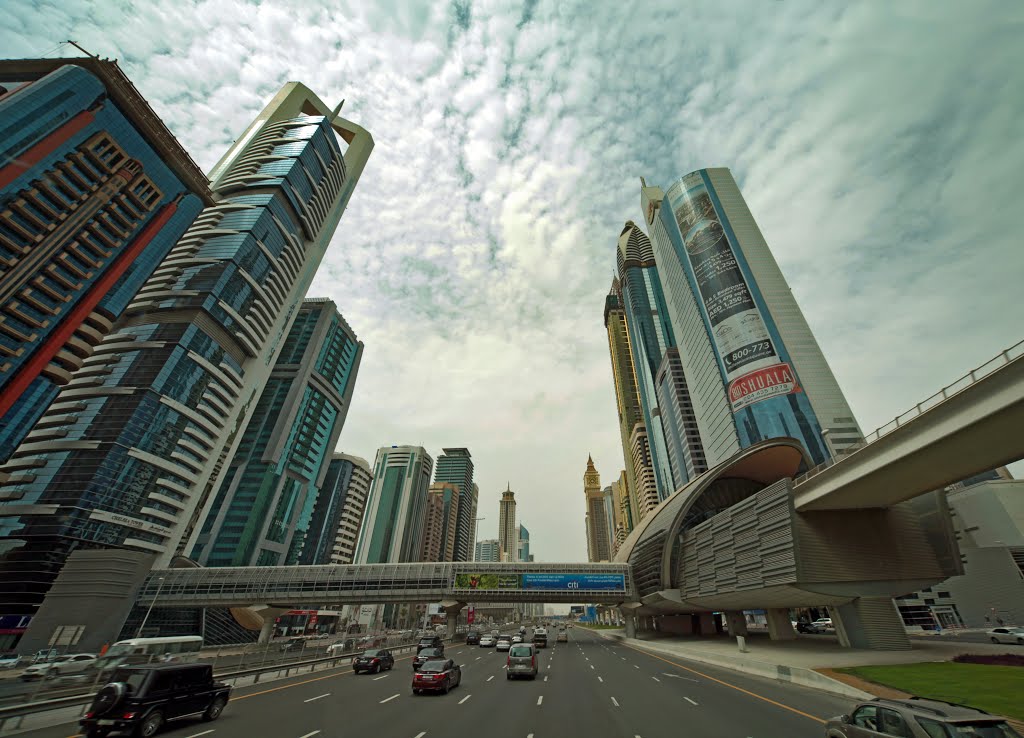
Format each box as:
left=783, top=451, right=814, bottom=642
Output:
left=0, top=633, right=465, bottom=731
left=794, top=339, right=1024, bottom=487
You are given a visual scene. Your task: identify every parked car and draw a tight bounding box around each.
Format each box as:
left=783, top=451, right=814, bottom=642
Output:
left=495, top=635, right=512, bottom=652
left=353, top=649, right=394, bottom=674
left=479, top=635, right=496, bottom=648
left=794, top=620, right=822, bottom=634
left=416, top=635, right=443, bottom=653
left=413, top=647, right=445, bottom=671
left=412, top=658, right=461, bottom=695
left=507, top=643, right=538, bottom=680
left=465, top=630, right=481, bottom=645
left=310, top=633, right=330, bottom=640
left=359, top=635, right=388, bottom=649
left=30, top=649, right=59, bottom=664
left=80, top=663, right=230, bottom=738
left=280, top=637, right=307, bottom=653
left=811, top=618, right=834, bottom=632
left=21, top=654, right=97, bottom=681
left=0, top=653, right=21, bottom=669
left=824, top=697, right=1022, bottom=738
left=988, top=627, right=1024, bottom=645
left=326, top=638, right=357, bottom=656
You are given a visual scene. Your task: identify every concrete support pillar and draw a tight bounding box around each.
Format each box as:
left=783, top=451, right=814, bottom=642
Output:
left=623, top=614, right=636, bottom=639
left=833, top=598, right=911, bottom=650
left=257, top=618, right=275, bottom=645
left=441, top=601, right=465, bottom=640
left=724, top=611, right=748, bottom=637
left=765, top=608, right=796, bottom=641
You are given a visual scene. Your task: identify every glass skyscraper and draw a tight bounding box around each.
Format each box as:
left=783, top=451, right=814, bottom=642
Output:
left=354, top=446, right=433, bottom=564
left=0, top=82, right=373, bottom=621
left=0, top=60, right=211, bottom=463
left=295, top=452, right=372, bottom=566
left=641, top=169, right=862, bottom=469
left=192, top=298, right=362, bottom=566
left=433, top=447, right=475, bottom=561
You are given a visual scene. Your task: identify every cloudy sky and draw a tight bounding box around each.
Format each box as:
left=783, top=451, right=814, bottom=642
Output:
left=5, top=1, right=1022, bottom=562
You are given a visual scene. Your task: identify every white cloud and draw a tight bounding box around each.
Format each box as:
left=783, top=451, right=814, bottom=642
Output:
left=4, top=0, right=1022, bottom=557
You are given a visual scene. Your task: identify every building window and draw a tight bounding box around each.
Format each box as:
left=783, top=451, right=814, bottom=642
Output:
left=937, top=591, right=951, bottom=599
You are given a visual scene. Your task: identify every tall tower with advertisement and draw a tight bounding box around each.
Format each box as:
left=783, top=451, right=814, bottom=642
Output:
left=641, top=169, right=862, bottom=469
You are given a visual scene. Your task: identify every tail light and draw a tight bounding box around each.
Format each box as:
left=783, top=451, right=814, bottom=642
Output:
left=85, top=712, right=94, bottom=719
left=371, top=658, right=380, bottom=664
left=122, top=712, right=136, bottom=719
left=531, top=654, right=536, bottom=668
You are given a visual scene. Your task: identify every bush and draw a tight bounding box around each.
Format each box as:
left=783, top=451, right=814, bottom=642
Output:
left=953, top=653, right=1024, bottom=667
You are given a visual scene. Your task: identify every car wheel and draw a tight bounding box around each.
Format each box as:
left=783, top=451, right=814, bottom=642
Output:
left=443, top=678, right=450, bottom=694
left=413, top=689, right=420, bottom=695
left=506, top=673, right=512, bottom=680
left=991, top=637, right=1000, bottom=643
left=136, top=710, right=163, bottom=737
left=1018, top=638, right=1024, bottom=646
left=203, top=696, right=226, bottom=722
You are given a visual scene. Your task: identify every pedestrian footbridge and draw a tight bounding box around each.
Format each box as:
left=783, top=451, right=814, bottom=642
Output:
left=137, top=561, right=635, bottom=608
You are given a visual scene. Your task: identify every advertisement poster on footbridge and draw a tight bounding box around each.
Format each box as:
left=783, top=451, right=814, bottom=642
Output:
left=453, top=573, right=521, bottom=590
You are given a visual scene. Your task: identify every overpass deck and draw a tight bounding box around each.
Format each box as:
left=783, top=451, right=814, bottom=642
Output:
left=139, top=561, right=634, bottom=607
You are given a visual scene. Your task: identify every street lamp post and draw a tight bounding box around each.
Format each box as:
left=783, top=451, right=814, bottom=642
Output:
left=136, top=576, right=165, bottom=638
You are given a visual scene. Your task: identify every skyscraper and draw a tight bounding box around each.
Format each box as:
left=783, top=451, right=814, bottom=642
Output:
left=655, top=348, right=708, bottom=483
left=517, top=523, right=533, bottom=562
left=641, top=169, right=861, bottom=468
left=0, top=82, right=373, bottom=620
left=293, top=452, right=371, bottom=566
left=474, top=538, right=499, bottom=562
left=193, top=299, right=362, bottom=566
left=498, top=484, right=517, bottom=562
left=610, top=472, right=629, bottom=552
left=428, top=482, right=459, bottom=561
left=354, top=446, right=433, bottom=564
left=433, top=448, right=475, bottom=561
left=616, top=222, right=679, bottom=499
left=604, top=278, right=650, bottom=530
left=584, top=456, right=611, bottom=562
left=420, top=485, right=446, bottom=561
left=0, top=59, right=212, bottom=463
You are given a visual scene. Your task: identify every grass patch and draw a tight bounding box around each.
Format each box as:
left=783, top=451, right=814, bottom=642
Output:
left=837, top=662, right=1024, bottom=722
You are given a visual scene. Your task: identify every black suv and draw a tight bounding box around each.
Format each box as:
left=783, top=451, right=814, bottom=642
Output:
left=416, top=635, right=443, bottom=653
left=465, top=630, right=481, bottom=645
left=81, top=663, right=230, bottom=737
left=412, top=647, right=445, bottom=671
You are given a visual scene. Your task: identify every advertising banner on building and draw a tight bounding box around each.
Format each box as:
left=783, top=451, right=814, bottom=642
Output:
left=665, top=171, right=799, bottom=411
left=453, top=573, right=521, bottom=590
left=521, top=573, right=626, bottom=591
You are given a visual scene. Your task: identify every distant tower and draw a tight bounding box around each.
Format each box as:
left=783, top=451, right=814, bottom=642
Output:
left=584, top=455, right=611, bottom=562
left=498, top=484, right=517, bottom=562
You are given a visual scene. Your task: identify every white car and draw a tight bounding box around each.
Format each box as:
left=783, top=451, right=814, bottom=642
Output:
left=811, top=618, right=834, bottom=632
left=0, top=653, right=21, bottom=669
left=988, top=627, right=1024, bottom=645
left=479, top=635, right=496, bottom=647
left=20, top=653, right=96, bottom=680
left=512, top=634, right=523, bottom=643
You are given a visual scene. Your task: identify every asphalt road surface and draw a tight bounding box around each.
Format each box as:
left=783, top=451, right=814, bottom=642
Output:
left=16, top=627, right=856, bottom=738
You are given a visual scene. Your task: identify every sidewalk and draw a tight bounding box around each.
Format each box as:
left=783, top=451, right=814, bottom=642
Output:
left=591, top=628, right=1020, bottom=701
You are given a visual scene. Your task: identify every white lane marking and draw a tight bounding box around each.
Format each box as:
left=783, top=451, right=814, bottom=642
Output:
left=633, top=664, right=639, bottom=669
left=527, top=735, right=534, bottom=738
left=589, top=664, right=594, bottom=670
left=380, top=694, right=400, bottom=704
left=476, top=656, right=481, bottom=660
left=652, top=676, right=661, bottom=682
left=298, top=733, right=321, bottom=738
left=372, top=674, right=388, bottom=681
left=303, top=693, right=330, bottom=703
left=487, top=675, right=494, bottom=682
left=414, top=733, right=427, bottom=738
left=611, top=696, right=620, bottom=707
left=185, top=732, right=215, bottom=738
left=662, top=673, right=699, bottom=682
left=543, top=675, right=548, bottom=682
left=502, top=664, right=507, bottom=669
left=459, top=694, right=472, bottom=704
left=684, top=696, right=699, bottom=706
left=537, top=695, right=544, bottom=706
left=597, top=676, right=604, bottom=683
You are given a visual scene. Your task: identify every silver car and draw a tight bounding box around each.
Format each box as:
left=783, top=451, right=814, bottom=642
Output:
left=988, top=626, right=1024, bottom=645
left=506, top=643, right=537, bottom=680
left=825, top=697, right=1021, bottom=737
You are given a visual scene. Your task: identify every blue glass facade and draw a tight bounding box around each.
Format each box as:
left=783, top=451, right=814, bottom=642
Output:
left=658, top=170, right=828, bottom=464
left=616, top=224, right=683, bottom=499
left=295, top=455, right=355, bottom=566
left=192, top=300, right=362, bottom=567
left=433, top=448, right=475, bottom=561
left=0, top=64, right=204, bottom=463
left=0, top=93, right=372, bottom=621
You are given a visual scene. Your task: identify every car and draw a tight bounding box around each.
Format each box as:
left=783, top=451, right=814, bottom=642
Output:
left=568, top=623, right=574, bottom=629
left=556, top=631, right=568, bottom=643
left=413, top=647, right=445, bottom=671
left=20, top=654, right=97, bottom=681
left=465, top=630, right=481, bottom=645
left=359, top=636, right=388, bottom=649
left=479, top=635, right=496, bottom=648
left=495, top=635, right=513, bottom=652
left=280, top=637, right=307, bottom=653
left=811, top=618, right=834, bottom=632
left=416, top=635, right=443, bottom=653
left=310, top=633, right=330, bottom=640
left=532, top=632, right=548, bottom=649
left=507, top=643, right=538, bottom=680
left=824, top=697, right=1022, bottom=738
left=988, top=627, right=1024, bottom=645
left=0, top=653, right=22, bottom=669
left=353, top=649, right=394, bottom=674
left=30, top=648, right=59, bottom=664
left=412, top=658, right=461, bottom=695
left=512, top=634, right=523, bottom=644
left=80, top=663, right=230, bottom=738
left=794, top=620, right=822, bottom=634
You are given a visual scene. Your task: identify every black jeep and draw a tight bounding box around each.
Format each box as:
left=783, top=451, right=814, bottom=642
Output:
left=81, top=663, right=230, bottom=737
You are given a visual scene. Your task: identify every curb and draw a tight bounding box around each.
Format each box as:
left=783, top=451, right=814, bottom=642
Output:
left=593, top=630, right=873, bottom=701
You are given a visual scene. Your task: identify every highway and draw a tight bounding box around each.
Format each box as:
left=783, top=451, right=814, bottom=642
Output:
left=16, top=627, right=855, bottom=738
